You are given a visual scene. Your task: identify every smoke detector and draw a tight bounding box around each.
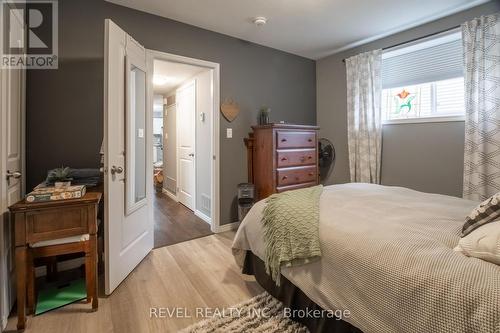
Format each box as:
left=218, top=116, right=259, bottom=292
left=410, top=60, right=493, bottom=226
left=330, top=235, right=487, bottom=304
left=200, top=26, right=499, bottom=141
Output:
left=252, top=16, right=267, bottom=26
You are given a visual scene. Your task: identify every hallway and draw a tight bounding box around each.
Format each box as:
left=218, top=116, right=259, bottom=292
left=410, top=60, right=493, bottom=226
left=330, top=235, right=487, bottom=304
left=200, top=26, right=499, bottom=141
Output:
left=153, top=192, right=213, bottom=248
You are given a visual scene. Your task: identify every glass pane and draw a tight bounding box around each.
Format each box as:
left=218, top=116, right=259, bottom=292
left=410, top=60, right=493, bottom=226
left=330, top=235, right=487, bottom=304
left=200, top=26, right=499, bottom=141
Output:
left=130, top=65, right=146, bottom=204
left=382, top=78, right=465, bottom=121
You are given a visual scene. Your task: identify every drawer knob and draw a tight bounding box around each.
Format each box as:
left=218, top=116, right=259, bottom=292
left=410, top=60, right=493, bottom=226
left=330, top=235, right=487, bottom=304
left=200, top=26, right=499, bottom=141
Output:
left=282, top=176, right=288, bottom=180
left=281, top=157, right=288, bottom=161
left=281, top=138, right=287, bottom=142
left=308, top=138, right=313, bottom=142
left=309, top=172, right=314, bottom=176
left=308, top=156, right=312, bottom=159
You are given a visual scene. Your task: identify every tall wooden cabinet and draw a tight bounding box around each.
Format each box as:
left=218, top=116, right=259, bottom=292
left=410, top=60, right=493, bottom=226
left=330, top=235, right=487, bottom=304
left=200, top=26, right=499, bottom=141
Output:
left=245, top=124, right=320, bottom=200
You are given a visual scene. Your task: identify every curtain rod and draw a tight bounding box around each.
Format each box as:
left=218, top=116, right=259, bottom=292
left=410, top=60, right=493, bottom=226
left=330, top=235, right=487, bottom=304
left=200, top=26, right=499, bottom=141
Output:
left=341, top=25, right=461, bottom=63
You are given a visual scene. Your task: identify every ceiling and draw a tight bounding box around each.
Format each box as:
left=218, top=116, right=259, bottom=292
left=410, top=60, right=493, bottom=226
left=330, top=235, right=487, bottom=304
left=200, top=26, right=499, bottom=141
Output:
left=106, top=0, right=489, bottom=59
left=153, top=60, right=206, bottom=95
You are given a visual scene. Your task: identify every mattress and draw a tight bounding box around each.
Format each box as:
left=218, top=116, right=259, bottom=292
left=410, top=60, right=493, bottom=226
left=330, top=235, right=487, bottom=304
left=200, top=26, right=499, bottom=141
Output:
left=232, top=183, right=500, bottom=333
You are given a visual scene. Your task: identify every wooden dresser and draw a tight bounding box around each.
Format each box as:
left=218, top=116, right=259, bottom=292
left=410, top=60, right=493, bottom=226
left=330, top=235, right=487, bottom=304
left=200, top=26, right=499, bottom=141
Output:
left=245, top=124, right=320, bottom=200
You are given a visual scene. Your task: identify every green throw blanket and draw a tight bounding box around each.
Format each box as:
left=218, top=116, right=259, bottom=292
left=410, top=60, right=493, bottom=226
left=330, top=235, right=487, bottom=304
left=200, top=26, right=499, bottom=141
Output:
left=262, top=185, right=323, bottom=285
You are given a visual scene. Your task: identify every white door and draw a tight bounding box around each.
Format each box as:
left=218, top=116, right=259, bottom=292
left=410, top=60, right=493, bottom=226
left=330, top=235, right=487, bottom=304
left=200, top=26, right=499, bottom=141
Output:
left=104, top=19, right=153, bottom=294
left=0, top=8, right=24, bottom=328
left=176, top=81, right=196, bottom=210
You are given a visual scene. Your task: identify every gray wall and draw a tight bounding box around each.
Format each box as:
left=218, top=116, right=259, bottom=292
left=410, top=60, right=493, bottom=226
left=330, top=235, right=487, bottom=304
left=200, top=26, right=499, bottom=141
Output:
left=317, top=1, right=500, bottom=197
left=26, top=0, right=316, bottom=225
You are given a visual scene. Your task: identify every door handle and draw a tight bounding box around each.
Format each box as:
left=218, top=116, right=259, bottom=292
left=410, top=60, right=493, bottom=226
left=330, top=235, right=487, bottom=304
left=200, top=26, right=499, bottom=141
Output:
left=110, top=166, right=123, bottom=175
left=6, top=170, right=22, bottom=180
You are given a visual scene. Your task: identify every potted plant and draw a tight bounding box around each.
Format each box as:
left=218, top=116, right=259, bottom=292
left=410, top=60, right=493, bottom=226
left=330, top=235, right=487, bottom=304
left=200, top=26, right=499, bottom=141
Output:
left=259, top=107, right=271, bottom=125
left=47, top=167, right=72, bottom=188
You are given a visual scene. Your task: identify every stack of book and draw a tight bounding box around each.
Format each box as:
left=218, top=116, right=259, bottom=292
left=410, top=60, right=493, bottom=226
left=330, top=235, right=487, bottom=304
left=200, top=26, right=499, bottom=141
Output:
left=26, top=185, right=87, bottom=203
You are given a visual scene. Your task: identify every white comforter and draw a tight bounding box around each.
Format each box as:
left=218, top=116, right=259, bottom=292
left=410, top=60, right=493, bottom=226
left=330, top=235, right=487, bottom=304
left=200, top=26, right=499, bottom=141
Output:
left=232, top=183, right=500, bottom=333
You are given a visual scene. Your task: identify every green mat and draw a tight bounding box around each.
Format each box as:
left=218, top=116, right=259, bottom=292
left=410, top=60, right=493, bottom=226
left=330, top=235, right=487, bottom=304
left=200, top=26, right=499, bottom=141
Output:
left=35, top=278, right=87, bottom=315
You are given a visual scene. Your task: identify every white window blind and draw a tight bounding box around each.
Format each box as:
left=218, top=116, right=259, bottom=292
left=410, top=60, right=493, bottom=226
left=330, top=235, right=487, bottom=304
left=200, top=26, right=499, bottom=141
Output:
left=381, top=30, right=463, bottom=89
left=435, top=77, right=465, bottom=115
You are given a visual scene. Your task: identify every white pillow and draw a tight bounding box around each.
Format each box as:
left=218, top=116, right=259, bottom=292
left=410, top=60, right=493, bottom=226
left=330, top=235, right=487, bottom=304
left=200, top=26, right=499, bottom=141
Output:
left=454, top=220, right=500, bottom=265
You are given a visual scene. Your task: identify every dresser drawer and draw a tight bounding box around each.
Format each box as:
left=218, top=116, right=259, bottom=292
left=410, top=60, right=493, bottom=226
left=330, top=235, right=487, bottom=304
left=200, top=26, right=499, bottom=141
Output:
left=276, top=131, right=316, bottom=149
left=277, top=149, right=316, bottom=168
left=277, top=182, right=317, bottom=193
left=277, top=166, right=317, bottom=186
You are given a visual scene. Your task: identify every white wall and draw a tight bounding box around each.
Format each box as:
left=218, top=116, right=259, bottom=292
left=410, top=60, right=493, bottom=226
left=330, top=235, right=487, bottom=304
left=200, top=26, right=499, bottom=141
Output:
left=153, top=94, right=163, bottom=113
left=153, top=94, right=164, bottom=135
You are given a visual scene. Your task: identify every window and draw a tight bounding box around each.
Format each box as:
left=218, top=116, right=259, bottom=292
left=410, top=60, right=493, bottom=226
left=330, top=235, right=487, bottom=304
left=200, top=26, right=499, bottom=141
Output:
left=382, top=77, right=465, bottom=122
left=381, top=29, right=465, bottom=123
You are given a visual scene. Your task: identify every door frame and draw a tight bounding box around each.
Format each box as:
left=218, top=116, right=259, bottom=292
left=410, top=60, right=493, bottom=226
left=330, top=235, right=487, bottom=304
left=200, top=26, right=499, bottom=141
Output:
left=0, top=63, right=26, bottom=331
left=146, top=50, right=220, bottom=233
left=0, top=5, right=26, bottom=326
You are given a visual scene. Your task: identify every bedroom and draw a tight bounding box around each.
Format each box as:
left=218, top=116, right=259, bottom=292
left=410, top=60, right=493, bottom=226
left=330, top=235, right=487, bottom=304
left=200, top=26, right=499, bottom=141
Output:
left=0, top=0, right=499, bottom=332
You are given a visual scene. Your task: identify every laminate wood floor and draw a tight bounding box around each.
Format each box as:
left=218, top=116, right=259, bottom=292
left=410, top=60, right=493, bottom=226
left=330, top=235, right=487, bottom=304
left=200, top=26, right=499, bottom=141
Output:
left=5, top=232, right=264, bottom=333
left=153, top=191, right=213, bottom=248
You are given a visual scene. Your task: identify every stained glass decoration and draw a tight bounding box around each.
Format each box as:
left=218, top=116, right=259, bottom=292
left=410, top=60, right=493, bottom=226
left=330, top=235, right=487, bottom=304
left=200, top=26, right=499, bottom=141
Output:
left=394, top=89, right=415, bottom=114
left=397, top=89, right=410, bottom=99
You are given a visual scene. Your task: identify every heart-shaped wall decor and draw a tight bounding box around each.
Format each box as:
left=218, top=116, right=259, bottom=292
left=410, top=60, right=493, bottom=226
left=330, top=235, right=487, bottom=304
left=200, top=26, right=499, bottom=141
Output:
left=220, top=99, right=240, bottom=122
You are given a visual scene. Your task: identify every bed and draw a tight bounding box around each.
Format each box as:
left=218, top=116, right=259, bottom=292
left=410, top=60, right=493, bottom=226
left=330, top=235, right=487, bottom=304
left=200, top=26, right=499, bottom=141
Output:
left=232, top=183, right=500, bottom=333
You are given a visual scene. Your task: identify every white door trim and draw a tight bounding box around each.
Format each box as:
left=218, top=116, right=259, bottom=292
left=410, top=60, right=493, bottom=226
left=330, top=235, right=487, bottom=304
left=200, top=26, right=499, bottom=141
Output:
left=0, top=4, right=26, bottom=326
left=146, top=50, right=220, bottom=233
left=194, top=210, right=211, bottom=225
left=0, top=67, right=25, bottom=331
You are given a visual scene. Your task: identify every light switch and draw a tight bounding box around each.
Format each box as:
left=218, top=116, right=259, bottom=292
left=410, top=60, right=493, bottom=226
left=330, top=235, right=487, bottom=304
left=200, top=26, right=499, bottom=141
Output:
left=138, top=128, right=144, bottom=138
left=226, top=128, right=233, bottom=138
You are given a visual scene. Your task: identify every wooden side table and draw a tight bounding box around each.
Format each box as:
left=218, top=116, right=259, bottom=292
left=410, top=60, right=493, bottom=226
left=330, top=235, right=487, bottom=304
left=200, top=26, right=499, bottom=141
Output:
left=9, top=192, right=102, bottom=330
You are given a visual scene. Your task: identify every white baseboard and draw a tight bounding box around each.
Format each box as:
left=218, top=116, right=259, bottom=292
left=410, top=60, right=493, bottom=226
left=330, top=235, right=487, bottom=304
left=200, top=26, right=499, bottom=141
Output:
left=194, top=210, right=211, bottom=225
left=212, top=221, right=240, bottom=233
left=162, top=188, right=178, bottom=202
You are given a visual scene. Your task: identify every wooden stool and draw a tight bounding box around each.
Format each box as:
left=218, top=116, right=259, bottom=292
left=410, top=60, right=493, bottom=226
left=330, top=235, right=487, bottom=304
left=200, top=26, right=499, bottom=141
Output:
left=9, top=192, right=101, bottom=330
left=27, top=234, right=98, bottom=315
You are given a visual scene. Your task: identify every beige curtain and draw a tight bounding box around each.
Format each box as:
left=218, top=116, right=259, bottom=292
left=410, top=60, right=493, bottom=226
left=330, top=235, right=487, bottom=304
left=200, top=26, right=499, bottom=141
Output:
left=346, top=49, right=383, bottom=183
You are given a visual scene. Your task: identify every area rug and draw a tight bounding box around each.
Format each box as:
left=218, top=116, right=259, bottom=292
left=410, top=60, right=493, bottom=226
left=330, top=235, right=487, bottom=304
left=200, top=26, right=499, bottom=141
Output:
left=35, top=278, right=87, bottom=315
left=179, top=292, right=309, bottom=333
